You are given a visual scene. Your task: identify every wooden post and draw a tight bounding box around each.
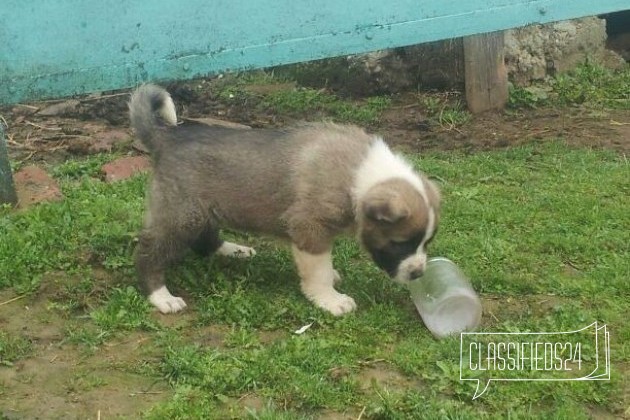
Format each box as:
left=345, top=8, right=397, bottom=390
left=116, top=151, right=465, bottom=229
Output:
left=0, top=124, right=18, bottom=206
left=463, top=31, right=508, bottom=113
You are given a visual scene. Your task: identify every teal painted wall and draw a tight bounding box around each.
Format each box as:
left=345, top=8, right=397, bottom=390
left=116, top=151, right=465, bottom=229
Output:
left=1, top=0, right=628, bottom=104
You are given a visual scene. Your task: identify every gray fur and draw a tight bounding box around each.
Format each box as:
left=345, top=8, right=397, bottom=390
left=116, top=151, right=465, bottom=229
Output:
left=130, top=85, right=440, bottom=315
left=130, top=85, right=376, bottom=296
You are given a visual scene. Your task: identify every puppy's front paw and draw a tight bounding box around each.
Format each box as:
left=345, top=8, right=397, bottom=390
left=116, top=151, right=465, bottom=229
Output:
left=315, top=292, right=357, bottom=316
left=217, top=241, right=257, bottom=258
left=149, top=286, right=187, bottom=314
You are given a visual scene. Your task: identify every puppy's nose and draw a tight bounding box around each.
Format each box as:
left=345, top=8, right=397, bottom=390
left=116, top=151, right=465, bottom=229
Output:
left=409, top=268, right=424, bottom=280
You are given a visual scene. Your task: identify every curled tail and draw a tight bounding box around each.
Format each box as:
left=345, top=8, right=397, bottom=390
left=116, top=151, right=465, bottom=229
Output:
left=128, top=84, right=178, bottom=155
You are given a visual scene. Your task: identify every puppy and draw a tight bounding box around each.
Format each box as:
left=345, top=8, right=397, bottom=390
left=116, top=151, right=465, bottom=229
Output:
left=129, top=84, right=440, bottom=316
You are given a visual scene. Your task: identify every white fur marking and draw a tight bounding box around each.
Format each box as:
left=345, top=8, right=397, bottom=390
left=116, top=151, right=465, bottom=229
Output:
left=419, top=207, right=437, bottom=250
left=149, top=286, right=187, bottom=314
left=394, top=207, right=437, bottom=284
left=292, top=245, right=356, bottom=316
left=216, top=241, right=256, bottom=258
left=159, top=93, right=178, bottom=126
left=352, top=138, right=427, bottom=204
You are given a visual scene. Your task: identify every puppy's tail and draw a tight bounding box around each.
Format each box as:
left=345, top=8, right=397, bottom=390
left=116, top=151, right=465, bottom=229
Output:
left=129, top=84, right=178, bottom=155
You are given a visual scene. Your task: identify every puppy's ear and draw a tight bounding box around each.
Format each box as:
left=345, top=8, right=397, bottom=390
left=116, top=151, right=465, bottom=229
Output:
left=363, top=195, right=409, bottom=224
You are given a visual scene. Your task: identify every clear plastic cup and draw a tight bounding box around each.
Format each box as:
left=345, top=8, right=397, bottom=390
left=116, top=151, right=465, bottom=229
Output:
left=408, top=257, right=482, bottom=338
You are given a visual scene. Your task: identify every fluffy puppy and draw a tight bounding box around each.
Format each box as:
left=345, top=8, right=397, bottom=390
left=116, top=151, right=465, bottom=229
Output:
left=129, top=84, right=440, bottom=316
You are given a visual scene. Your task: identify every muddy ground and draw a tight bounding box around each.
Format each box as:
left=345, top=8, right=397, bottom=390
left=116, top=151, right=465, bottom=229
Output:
left=0, top=80, right=628, bottom=419
left=3, top=80, right=630, bottom=168
left=0, top=284, right=576, bottom=419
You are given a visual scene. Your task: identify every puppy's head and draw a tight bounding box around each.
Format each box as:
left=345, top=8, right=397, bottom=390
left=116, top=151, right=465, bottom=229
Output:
left=358, top=177, right=440, bottom=284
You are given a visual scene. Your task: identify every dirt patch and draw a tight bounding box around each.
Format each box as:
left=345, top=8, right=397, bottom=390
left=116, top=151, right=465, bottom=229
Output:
left=0, top=288, right=170, bottom=419
left=1, top=351, right=169, bottom=420
left=356, top=365, right=421, bottom=391
left=13, top=165, right=63, bottom=208
left=380, top=94, right=630, bottom=153
left=101, top=155, right=151, bottom=182
left=3, top=83, right=628, bottom=169
left=481, top=293, right=573, bottom=327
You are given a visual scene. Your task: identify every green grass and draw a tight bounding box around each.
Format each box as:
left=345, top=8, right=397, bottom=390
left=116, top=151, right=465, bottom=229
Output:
left=0, top=332, right=33, bottom=366
left=210, top=71, right=392, bottom=124
left=422, top=96, right=471, bottom=129
left=0, top=141, right=628, bottom=418
left=260, top=89, right=391, bottom=124
left=509, top=62, right=630, bottom=109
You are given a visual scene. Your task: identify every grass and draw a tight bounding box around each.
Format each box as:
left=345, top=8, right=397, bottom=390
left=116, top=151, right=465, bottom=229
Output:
left=1, top=62, right=628, bottom=417
left=422, top=96, right=471, bottom=129
left=0, top=332, right=33, bottom=367
left=509, top=62, right=630, bottom=109
left=0, top=140, right=628, bottom=418
left=208, top=71, right=392, bottom=125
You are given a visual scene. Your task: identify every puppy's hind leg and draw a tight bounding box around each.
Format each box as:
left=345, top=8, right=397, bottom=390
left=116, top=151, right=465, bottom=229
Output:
left=292, top=245, right=356, bottom=316
left=191, top=226, right=256, bottom=259
left=216, top=241, right=257, bottom=258
left=190, top=225, right=223, bottom=257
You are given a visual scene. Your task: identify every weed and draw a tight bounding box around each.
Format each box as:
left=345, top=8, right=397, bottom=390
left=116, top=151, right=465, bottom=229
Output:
left=0, top=332, right=33, bottom=366
left=422, top=95, right=471, bottom=129
left=204, top=71, right=391, bottom=124
left=509, top=62, right=630, bottom=110
left=260, top=88, right=390, bottom=124
left=508, top=85, right=551, bottom=108
left=144, top=386, right=219, bottom=419
left=63, top=325, right=110, bottom=351
left=52, top=153, right=118, bottom=179
left=552, top=62, right=630, bottom=109
left=65, top=371, right=107, bottom=393
left=91, top=286, right=158, bottom=332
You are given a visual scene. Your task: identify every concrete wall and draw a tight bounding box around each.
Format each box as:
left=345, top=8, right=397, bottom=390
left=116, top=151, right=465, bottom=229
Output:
left=283, top=16, right=626, bottom=94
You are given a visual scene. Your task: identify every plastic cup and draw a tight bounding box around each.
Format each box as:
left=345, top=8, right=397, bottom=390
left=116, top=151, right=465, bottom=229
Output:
left=408, top=257, right=482, bottom=338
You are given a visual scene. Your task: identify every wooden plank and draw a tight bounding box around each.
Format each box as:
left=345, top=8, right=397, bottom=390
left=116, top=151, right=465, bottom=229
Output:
left=0, top=125, right=18, bottom=206
left=463, top=32, right=509, bottom=113
left=1, top=0, right=628, bottom=105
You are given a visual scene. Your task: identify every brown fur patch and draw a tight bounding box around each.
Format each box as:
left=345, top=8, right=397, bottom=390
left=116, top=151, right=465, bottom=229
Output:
left=130, top=85, right=440, bottom=299
left=359, top=178, right=432, bottom=249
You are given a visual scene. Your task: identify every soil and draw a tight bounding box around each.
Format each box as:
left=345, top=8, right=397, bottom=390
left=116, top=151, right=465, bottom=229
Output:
left=3, top=82, right=629, bottom=170
left=0, top=285, right=573, bottom=419
left=0, top=80, right=628, bottom=418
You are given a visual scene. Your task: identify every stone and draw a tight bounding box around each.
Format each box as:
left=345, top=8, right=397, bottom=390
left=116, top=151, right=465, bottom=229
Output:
left=36, top=100, right=80, bottom=116
left=101, top=156, right=151, bottom=182
left=278, top=39, right=465, bottom=95
left=13, top=166, right=63, bottom=208
left=68, top=129, right=131, bottom=155
left=277, top=16, right=624, bottom=92
left=505, top=17, right=625, bottom=85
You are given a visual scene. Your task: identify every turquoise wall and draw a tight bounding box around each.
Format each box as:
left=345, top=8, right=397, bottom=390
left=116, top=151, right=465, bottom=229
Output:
left=1, top=0, right=628, bottom=104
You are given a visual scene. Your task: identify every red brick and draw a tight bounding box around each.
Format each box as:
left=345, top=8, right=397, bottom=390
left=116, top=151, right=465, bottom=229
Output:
left=101, top=156, right=151, bottom=182
left=13, top=166, right=63, bottom=208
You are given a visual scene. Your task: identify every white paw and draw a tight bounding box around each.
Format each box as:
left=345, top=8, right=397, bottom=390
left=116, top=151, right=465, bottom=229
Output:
left=332, top=269, right=342, bottom=285
left=216, top=241, right=257, bottom=258
left=314, top=292, right=357, bottom=316
left=149, top=286, right=187, bottom=314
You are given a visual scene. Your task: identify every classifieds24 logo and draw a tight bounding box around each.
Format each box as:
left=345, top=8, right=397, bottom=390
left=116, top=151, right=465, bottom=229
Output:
left=460, top=322, right=610, bottom=399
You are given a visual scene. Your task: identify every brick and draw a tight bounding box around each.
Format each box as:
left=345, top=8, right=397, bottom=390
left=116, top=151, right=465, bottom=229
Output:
left=101, top=156, right=151, bottom=182
left=13, top=166, right=63, bottom=208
